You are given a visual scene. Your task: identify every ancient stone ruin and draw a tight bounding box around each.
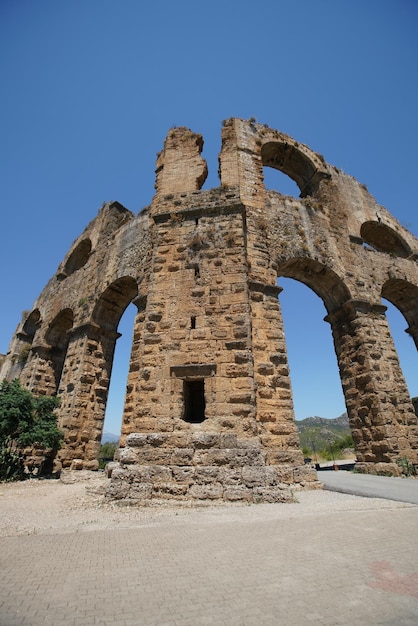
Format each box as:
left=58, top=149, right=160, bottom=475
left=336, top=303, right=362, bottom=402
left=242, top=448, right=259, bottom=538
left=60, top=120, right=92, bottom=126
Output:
left=1, top=119, right=418, bottom=501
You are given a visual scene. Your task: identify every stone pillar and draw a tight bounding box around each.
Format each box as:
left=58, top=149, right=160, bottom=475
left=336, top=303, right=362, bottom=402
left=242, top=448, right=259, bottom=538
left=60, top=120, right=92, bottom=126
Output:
left=154, top=127, right=208, bottom=200
left=56, top=323, right=120, bottom=470
left=326, top=300, right=418, bottom=474
left=19, top=345, right=58, bottom=396
left=249, top=281, right=305, bottom=468
left=219, top=118, right=267, bottom=209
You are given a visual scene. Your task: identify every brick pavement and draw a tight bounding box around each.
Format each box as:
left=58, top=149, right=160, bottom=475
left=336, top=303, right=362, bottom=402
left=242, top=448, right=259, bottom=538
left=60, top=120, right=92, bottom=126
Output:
left=1, top=503, right=418, bottom=625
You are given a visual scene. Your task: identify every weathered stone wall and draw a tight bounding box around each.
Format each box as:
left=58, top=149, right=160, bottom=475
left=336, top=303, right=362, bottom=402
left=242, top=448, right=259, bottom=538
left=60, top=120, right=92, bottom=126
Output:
left=1, top=118, right=417, bottom=491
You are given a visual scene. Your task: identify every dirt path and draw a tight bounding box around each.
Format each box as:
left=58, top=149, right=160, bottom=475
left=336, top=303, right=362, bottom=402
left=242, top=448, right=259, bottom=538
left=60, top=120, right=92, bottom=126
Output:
left=0, top=470, right=413, bottom=537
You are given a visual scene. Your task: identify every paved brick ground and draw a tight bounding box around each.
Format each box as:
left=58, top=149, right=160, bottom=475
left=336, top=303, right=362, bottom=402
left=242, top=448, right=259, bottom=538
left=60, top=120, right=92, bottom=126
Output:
left=1, top=503, right=418, bottom=625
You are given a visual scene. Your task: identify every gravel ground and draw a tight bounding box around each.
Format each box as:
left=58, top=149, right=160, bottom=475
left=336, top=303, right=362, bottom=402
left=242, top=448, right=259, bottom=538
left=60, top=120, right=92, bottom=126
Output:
left=0, top=471, right=414, bottom=537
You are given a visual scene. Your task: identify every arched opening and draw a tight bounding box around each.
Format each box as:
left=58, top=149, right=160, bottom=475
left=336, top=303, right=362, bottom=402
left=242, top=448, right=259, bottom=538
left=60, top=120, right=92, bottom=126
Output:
left=261, top=141, right=321, bottom=197
left=15, top=309, right=41, bottom=369
left=360, top=221, right=411, bottom=258
left=383, top=300, right=417, bottom=401
left=102, top=303, right=137, bottom=443
left=92, top=277, right=139, bottom=449
left=278, top=277, right=346, bottom=421
left=263, top=166, right=301, bottom=197
left=381, top=278, right=418, bottom=404
left=45, top=308, right=74, bottom=389
left=277, top=257, right=351, bottom=314
left=63, top=238, right=92, bottom=276
left=21, top=309, right=41, bottom=341
left=92, top=276, right=138, bottom=330
left=277, top=261, right=352, bottom=464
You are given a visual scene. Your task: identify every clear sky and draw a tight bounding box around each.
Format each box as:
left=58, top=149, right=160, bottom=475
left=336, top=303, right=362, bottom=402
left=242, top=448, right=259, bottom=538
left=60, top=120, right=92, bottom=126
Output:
left=1, top=0, right=417, bottom=435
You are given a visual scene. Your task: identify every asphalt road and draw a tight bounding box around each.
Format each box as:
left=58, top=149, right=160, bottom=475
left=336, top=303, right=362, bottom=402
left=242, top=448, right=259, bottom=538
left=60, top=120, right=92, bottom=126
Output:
left=319, top=469, right=418, bottom=504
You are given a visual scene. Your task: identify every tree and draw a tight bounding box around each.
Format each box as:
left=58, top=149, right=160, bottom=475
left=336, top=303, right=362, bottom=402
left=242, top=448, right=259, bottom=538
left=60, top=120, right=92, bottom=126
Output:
left=0, top=379, right=62, bottom=480
left=98, top=441, right=117, bottom=469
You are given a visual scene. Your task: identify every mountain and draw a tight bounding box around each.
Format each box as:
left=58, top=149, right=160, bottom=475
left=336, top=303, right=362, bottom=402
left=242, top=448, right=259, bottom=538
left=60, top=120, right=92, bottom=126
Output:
left=101, top=430, right=120, bottom=444
left=296, top=413, right=352, bottom=452
left=297, top=413, right=349, bottom=432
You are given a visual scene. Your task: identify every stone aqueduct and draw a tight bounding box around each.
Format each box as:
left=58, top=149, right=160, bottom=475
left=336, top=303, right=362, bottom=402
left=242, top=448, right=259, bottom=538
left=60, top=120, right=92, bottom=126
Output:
left=1, top=119, right=418, bottom=500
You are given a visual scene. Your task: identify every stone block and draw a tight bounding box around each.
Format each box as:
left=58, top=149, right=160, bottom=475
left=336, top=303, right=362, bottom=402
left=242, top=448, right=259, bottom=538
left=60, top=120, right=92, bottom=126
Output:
left=223, top=486, right=253, bottom=502
left=241, top=466, right=266, bottom=487
left=119, top=447, right=138, bottom=465
left=292, top=465, right=318, bottom=483
left=147, top=433, right=168, bottom=447
left=105, top=461, right=118, bottom=478
left=252, top=487, right=293, bottom=503
left=172, top=466, right=195, bottom=483
left=128, top=483, right=153, bottom=499
left=194, top=466, right=221, bottom=484
left=126, top=433, right=148, bottom=447
left=145, top=465, right=173, bottom=482
left=170, top=448, right=194, bottom=465
left=266, top=450, right=304, bottom=465
left=105, top=481, right=130, bottom=500
left=135, top=448, right=170, bottom=464
left=153, top=483, right=188, bottom=498
left=219, top=433, right=237, bottom=448
left=194, top=448, right=235, bottom=466
left=168, top=433, right=193, bottom=447
left=191, top=433, right=220, bottom=448
left=70, top=459, right=84, bottom=470
left=189, top=483, right=223, bottom=500
left=218, top=467, right=241, bottom=484
left=234, top=448, right=264, bottom=467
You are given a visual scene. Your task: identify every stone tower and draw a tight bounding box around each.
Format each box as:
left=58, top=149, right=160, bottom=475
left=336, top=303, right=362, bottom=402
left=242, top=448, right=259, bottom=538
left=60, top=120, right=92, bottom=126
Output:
left=1, top=119, right=417, bottom=501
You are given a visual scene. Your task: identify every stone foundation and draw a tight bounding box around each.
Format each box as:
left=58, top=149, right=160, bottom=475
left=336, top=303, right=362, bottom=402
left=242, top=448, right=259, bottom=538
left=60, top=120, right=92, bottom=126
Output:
left=354, top=462, right=402, bottom=477
left=105, top=432, right=319, bottom=504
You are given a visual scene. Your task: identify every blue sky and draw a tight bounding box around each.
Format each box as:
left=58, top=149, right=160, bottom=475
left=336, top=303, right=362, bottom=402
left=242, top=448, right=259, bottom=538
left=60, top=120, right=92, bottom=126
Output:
left=1, top=0, right=417, bottom=434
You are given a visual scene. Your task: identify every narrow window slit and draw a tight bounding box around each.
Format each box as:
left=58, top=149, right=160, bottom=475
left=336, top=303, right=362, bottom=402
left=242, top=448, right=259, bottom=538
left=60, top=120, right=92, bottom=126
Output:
left=183, top=379, right=205, bottom=423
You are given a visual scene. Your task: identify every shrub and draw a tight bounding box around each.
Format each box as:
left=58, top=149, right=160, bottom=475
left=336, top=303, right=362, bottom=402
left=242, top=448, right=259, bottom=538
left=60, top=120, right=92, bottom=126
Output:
left=396, top=456, right=416, bottom=477
left=0, top=380, right=62, bottom=480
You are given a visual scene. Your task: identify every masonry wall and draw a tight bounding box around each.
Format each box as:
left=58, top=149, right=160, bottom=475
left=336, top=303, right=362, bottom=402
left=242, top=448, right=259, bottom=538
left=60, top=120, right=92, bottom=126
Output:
left=1, top=118, right=417, bottom=485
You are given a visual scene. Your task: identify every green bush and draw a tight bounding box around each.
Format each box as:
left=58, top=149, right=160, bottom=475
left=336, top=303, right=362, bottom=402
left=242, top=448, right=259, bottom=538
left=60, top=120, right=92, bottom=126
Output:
left=396, top=456, right=417, bottom=477
left=0, top=379, right=62, bottom=481
left=0, top=446, right=25, bottom=482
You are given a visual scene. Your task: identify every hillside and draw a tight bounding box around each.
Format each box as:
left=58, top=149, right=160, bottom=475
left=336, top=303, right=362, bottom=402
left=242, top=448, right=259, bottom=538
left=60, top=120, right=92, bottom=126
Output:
left=296, top=413, right=353, bottom=456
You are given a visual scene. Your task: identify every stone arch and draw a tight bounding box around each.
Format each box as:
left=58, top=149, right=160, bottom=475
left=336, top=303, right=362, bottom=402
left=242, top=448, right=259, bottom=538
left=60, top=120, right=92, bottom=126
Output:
left=260, top=139, right=328, bottom=198
left=360, top=221, right=411, bottom=258
left=21, top=309, right=41, bottom=341
left=17, top=309, right=41, bottom=362
left=382, top=278, right=418, bottom=350
left=90, top=276, right=140, bottom=436
left=277, top=257, right=351, bottom=314
left=92, top=276, right=139, bottom=331
left=3, top=309, right=43, bottom=380
left=59, top=238, right=92, bottom=279
left=45, top=308, right=74, bottom=389
left=55, top=278, right=140, bottom=469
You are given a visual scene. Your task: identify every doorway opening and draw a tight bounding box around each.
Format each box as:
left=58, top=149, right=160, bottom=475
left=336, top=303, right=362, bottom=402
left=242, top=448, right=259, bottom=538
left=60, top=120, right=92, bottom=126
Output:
left=183, top=379, right=206, bottom=423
